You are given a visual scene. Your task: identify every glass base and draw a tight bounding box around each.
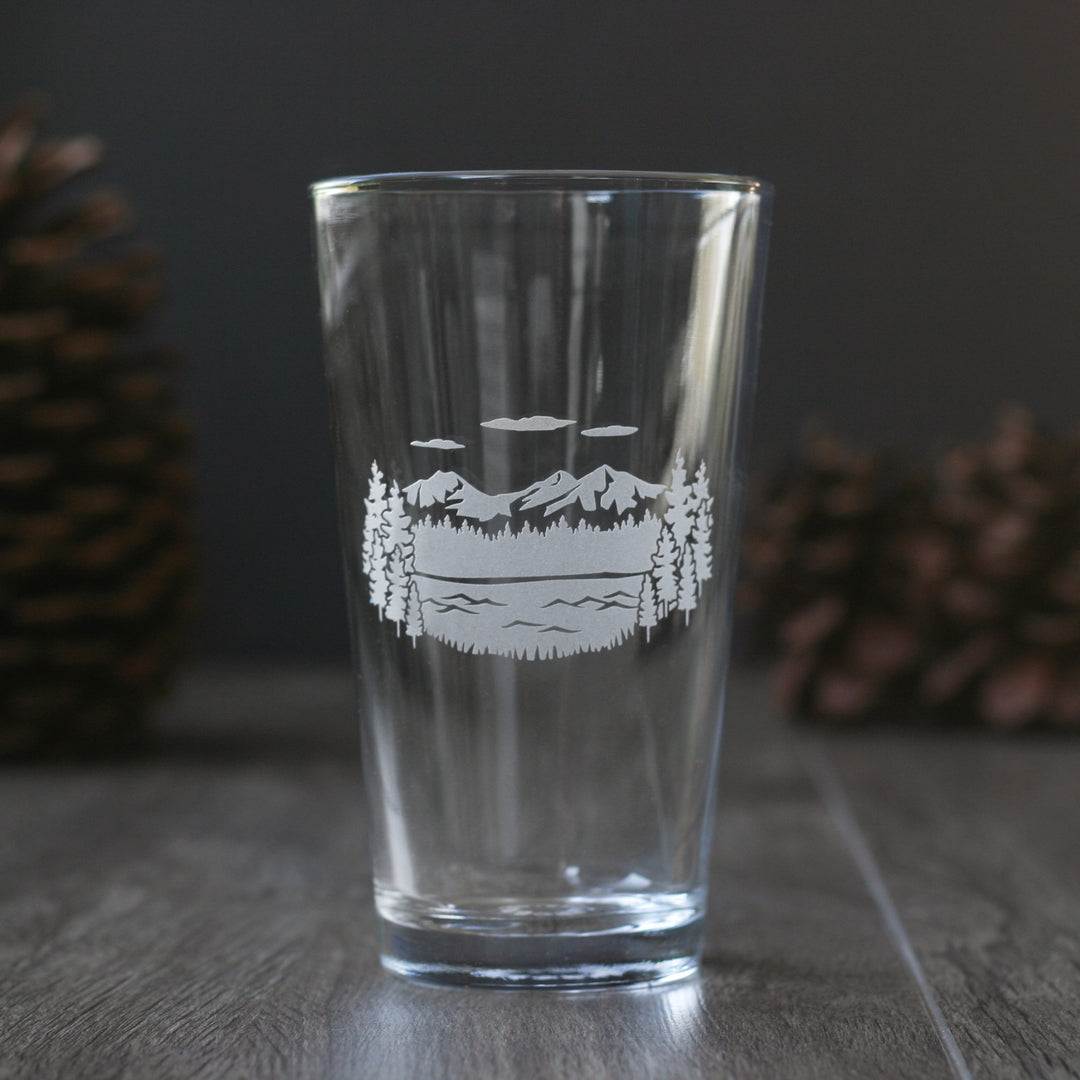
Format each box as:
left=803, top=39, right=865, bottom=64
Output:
left=376, top=889, right=704, bottom=989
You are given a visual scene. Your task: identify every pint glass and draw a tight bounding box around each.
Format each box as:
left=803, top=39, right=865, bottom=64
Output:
left=311, top=171, right=771, bottom=988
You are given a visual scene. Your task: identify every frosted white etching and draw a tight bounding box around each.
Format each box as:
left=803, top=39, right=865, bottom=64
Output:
left=411, top=438, right=466, bottom=450
left=481, top=415, right=576, bottom=432
left=581, top=425, right=638, bottom=437
left=360, top=451, right=714, bottom=660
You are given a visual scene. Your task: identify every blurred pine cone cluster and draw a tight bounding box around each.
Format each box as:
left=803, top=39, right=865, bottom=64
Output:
left=740, top=409, right=1080, bottom=730
left=0, top=99, right=195, bottom=757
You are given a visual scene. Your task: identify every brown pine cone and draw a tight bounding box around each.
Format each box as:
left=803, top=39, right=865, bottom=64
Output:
left=917, top=408, right=1080, bottom=729
left=740, top=427, right=931, bottom=721
left=739, top=427, right=895, bottom=653
left=745, top=410, right=1080, bottom=731
left=0, top=98, right=196, bottom=758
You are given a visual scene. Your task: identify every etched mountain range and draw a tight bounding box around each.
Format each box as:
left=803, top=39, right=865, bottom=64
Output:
left=404, top=465, right=667, bottom=525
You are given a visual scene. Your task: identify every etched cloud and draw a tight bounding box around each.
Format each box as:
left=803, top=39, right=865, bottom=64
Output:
left=481, top=416, right=576, bottom=432
left=581, top=425, right=638, bottom=437
left=411, top=438, right=465, bottom=450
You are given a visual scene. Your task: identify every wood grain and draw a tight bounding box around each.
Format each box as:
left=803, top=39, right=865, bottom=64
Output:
left=819, top=720, right=1080, bottom=1079
left=0, top=666, right=1024, bottom=1078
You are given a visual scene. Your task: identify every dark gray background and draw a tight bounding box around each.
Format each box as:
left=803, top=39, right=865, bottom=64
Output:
left=3, top=2, right=1079, bottom=659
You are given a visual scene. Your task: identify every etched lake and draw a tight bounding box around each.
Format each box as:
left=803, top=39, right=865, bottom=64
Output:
left=416, top=575, right=645, bottom=659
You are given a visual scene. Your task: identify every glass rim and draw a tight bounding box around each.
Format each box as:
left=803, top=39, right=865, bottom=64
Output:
left=310, top=169, right=770, bottom=198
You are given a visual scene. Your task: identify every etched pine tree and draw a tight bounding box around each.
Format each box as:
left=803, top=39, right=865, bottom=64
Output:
left=404, top=579, right=424, bottom=642
left=362, top=461, right=387, bottom=579
left=690, top=460, right=714, bottom=597
left=676, top=543, right=699, bottom=623
left=384, top=481, right=412, bottom=552
left=665, top=451, right=695, bottom=555
left=365, top=464, right=391, bottom=615
left=637, top=573, right=660, bottom=642
left=383, top=481, right=414, bottom=633
left=652, top=526, right=679, bottom=617
left=384, top=548, right=408, bottom=632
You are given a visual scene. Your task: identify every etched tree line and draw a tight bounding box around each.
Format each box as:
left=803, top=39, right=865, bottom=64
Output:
left=415, top=515, right=657, bottom=540
left=636, top=452, right=714, bottom=639
left=361, top=463, right=423, bottom=640
left=413, top=514, right=663, bottom=580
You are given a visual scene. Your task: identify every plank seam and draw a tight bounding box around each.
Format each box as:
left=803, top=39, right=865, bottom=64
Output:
left=797, top=737, right=974, bottom=1080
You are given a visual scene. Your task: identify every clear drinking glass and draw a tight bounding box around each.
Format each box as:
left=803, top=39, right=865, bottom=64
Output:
left=311, top=171, right=771, bottom=988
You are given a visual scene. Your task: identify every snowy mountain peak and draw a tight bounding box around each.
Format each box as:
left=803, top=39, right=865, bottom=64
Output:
left=404, top=471, right=463, bottom=508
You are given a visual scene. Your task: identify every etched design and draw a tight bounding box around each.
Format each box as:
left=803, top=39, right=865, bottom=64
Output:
left=581, top=425, right=638, bottom=437
left=411, top=437, right=466, bottom=450
left=360, top=451, right=714, bottom=660
left=481, top=415, right=576, bottom=431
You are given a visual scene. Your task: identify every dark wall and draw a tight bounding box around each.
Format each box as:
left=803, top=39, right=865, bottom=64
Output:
left=4, top=2, right=1079, bottom=659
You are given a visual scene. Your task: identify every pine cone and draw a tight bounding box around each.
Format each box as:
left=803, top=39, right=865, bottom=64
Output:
left=739, top=428, right=888, bottom=653
left=743, top=410, right=1080, bottom=731
left=0, top=98, right=196, bottom=757
left=918, top=408, right=1080, bottom=729
left=739, top=428, right=927, bottom=720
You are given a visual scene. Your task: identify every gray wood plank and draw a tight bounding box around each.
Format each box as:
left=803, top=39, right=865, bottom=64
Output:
left=0, top=668, right=950, bottom=1079
left=816, top=710, right=1080, bottom=1079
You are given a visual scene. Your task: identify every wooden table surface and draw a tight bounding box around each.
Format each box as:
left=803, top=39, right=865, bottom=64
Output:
left=1, top=667, right=1078, bottom=1079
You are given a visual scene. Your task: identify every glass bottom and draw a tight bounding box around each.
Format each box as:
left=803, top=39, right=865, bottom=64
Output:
left=376, top=887, right=704, bottom=989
